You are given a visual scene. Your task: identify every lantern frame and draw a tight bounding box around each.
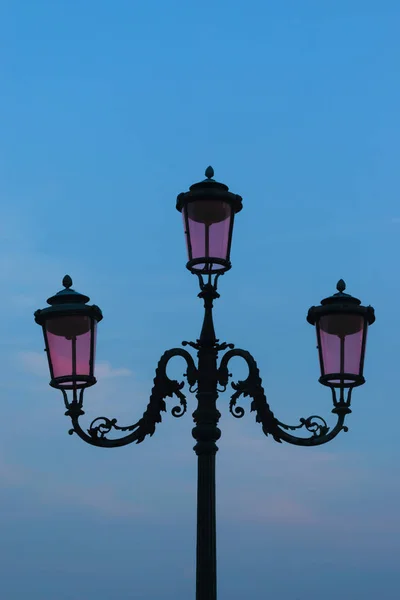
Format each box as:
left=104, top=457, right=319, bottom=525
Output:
left=176, top=166, right=243, bottom=275
left=34, top=275, right=103, bottom=391
left=307, top=279, right=375, bottom=390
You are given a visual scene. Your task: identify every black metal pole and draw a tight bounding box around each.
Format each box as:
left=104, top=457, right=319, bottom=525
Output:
left=192, top=283, right=221, bottom=600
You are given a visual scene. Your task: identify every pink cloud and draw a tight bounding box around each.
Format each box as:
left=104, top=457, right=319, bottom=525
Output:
left=218, top=490, right=318, bottom=525
left=0, top=455, right=145, bottom=518
left=0, top=457, right=33, bottom=487
left=38, top=482, right=144, bottom=518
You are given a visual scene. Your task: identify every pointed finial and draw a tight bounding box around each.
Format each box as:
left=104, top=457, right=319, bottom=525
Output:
left=205, top=166, right=214, bottom=179
left=62, top=275, right=73, bottom=289
left=336, top=279, right=346, bottom=293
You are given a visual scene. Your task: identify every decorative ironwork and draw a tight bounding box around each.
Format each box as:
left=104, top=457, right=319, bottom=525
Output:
left=277, top=415, right=330, bottom=438
left=219, top=348, right=350, bottom=446
left=196, top=271, right=224, bottom=292
left=65, top=348, right=197, bottom=448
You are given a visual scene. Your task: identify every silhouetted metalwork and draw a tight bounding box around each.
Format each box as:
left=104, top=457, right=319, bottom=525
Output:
left=35, top=168, right=376, bottom=600
left=63, top=347, right=197, bottom=447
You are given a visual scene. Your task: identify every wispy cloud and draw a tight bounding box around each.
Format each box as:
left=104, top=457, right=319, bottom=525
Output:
left=219, top=491, right=318, bottom=525
left=38, top=481, right=145, bottom=518
left=17, top=350, right=132, bottom=380
left=95, top=362, right=132, bottom=379
left=216, top=422, right=400, bottom=535
left=0, top=455, right=145, bottom=518
left=18, top=350, right=48, bottom=376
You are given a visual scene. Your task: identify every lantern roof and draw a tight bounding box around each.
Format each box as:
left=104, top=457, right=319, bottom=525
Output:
left=307, top=280, right=375, bottom=326
left=320, top=279, right=361, bottom=306
left=46, top=275, right=90, bottom=305
left=34, top=276, right=103, bottom=325
left=176, top=166, right=243, bottom=213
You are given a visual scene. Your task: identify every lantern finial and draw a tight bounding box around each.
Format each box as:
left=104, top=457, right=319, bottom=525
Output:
left=336, top=279, right=346, bottom=293
left=63, top=275, right=73, bottom=289
left=205, top=166, right=214, bottom=179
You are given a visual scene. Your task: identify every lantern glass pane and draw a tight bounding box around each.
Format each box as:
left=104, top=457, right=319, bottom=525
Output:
left=183, top=200, right=232, bottom=271
left=46, top=316, right=96, bottom=387
left=319, top=314, right=365, bottom=384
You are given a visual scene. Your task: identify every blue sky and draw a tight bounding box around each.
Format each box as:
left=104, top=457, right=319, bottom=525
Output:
left=0, top=0, right=400, bottom=598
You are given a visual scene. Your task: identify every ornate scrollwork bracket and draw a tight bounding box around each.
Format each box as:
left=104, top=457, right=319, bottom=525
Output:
left=64, top=348, right=198, bottom=448
left=218, top=349, right=350, bottom=447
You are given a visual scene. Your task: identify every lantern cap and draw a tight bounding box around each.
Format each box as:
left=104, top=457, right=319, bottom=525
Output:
left=34, top=275, right=103, bottom=326
left=176, top=166, right=243, bottom=213
left=307, top=280, right=375, bottom=326
left=189, top=166, right=229, bottom=192
left=46, top=275, right=90, bottom=306
left=320, top=279, right=361, bottom=306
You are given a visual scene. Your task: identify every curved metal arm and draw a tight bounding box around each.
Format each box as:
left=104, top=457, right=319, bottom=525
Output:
left=218, top=349, right=349, bottom=447
left=65, top=348, right=198, bottom=448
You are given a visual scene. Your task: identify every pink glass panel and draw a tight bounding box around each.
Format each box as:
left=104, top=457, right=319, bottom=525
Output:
left=46, top=316, right=96, bottom=387
left=183, top=200, right=232, bottom=271
left=92, top=323, right=97, bottom=376
left=318, top=314, right=365, bottom=384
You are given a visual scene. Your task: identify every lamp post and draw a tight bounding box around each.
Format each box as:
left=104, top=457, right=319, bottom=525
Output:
left=34, top=167, right=375, bottom=600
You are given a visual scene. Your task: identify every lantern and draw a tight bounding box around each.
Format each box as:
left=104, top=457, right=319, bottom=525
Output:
left=176, top=166, right=243, bottom=274
left=307, top=280, right=375, bottom=389
left=34, top=275, right=103, bottom=390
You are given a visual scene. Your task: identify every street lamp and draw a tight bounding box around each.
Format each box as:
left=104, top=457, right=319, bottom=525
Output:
left=34, top=167, right=375, bottom=600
